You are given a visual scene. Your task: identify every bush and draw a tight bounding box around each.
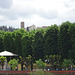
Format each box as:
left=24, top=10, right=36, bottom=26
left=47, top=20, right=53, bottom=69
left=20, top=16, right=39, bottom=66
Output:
left=9, top=59, right=18, bottom=70
left=62, top=59, right=74, bottom=68
left=36, top=59, right=45, bottom=70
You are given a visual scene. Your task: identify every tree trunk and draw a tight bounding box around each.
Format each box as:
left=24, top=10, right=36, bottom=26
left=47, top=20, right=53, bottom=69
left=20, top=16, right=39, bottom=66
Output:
left=31, top=57, right=33, bottom=71
left=21, top=64, right=23, bottom=70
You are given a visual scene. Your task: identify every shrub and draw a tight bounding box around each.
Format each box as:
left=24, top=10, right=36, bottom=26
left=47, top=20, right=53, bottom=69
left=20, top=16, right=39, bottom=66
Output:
left=9, top=59, right=18, bottom=70
left=36, top=59, right=45, bottom=70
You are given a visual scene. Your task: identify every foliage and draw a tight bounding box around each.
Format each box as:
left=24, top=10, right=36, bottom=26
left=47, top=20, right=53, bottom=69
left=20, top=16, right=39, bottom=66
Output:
left=9, top=59, right=18, bottom=70
left=19, top=55, right=32, bottom=70
left=22, top=35, right=32, bottom=57
left=0, top=56, right=6, bottom=69
left=62, top=59, right=74, bottom=68
left=36, top=59, right=45, bottom=70
left=0, top=56, right=6, bottom=63
left=58, top=21, right=72, bottom=59
left=19, top=56, right=25, bottom=64
left=0, top=35, right=4, bottom=52
left=33, top=30, right=44, bottom=60
left=45, top=55, right=61, bottom=69
left=3, top=32, right=13, bottom=52
left=44, top=25, right=59, bottom=55
left=68, top=23, right=75, bottom=59
left=0, top=21, right=75, bottom=65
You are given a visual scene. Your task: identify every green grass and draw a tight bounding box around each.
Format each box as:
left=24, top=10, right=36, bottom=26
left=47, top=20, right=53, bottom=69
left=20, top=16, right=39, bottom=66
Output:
left=30, top=71, right=55, bottom=75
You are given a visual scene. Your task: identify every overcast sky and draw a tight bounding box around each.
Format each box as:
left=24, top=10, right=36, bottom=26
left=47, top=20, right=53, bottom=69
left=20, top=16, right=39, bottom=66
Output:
left=0, top=0, right=75, bottom=28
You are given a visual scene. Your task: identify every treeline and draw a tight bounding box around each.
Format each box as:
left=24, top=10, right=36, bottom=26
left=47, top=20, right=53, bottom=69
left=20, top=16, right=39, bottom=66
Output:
left=0, top=21, right=75, bottom=60
left=0, top=26, right=18, bottom=32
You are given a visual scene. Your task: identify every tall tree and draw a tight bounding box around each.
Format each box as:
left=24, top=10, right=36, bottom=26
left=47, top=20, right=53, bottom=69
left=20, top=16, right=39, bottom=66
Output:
left=33, top=29, right=44, bottom=60
left=0, top=56, right=6, bottom=70
left=68, top=23, right=75, bottom=59
left=3, top=32, right=13, bottom=52
left=11, top=29, right=26, bottom=54
left=14, top=30, right=22, bottom=56
left=0, top=30, right=4, bottom=52
left=44, top=25, right=59, bottom=55
left=22, top=35, right=32, bottom=57
left=59, top=21, right=71, bottom=59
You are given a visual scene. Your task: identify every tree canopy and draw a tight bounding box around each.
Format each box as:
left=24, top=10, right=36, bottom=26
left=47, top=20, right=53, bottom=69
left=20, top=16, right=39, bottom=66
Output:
left=0, top=21, right=75, bottom=61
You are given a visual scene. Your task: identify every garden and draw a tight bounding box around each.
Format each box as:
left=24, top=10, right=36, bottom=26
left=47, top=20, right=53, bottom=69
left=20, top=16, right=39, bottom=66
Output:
left=0, top=55, right=74, bottom=71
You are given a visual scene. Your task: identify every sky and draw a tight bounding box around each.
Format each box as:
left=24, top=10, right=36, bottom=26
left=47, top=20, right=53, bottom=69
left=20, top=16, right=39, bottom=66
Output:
left=0, top=0, right=75, bottom=28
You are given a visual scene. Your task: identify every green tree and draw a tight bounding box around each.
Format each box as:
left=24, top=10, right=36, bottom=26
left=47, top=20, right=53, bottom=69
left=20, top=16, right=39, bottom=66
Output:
left=62, top=59, right=73, bottom=69
left=9, top=59, right=18, bottom=70
left=68, top=23, right=75, bottom=60
left=3, top=32, right=13, bottom=52
left=19, top=56, right=25, bottom=70
left=36, top=59, right=45, bottom=70
left=59, top=21, right=71, bottom=59
left=44, top=25, right=59, bottom=55
left=0, top=31, right=4, bottom=52
left=29, top=30, right=36, bottom=70
left=22, top=35, right=32, bottom=57
left=25, top=55, right=32, bottom=70
left=0, top=56, right=6, bottom=70
left=13, top=30, right=23, bottom=55
left=33, top=29, right=44, bottom=60
left=19, top=55, right=32, bottom=71
left=45, top=55, right=61, bottom=70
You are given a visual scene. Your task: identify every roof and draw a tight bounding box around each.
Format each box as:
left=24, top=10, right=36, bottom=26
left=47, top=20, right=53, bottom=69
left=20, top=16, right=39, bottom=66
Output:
left=0, top=51, right=18, bottom=56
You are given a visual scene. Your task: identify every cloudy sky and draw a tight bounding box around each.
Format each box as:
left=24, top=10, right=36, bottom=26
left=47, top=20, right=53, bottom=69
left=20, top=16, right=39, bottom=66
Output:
left=0, top=0, right=75, bottom=28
